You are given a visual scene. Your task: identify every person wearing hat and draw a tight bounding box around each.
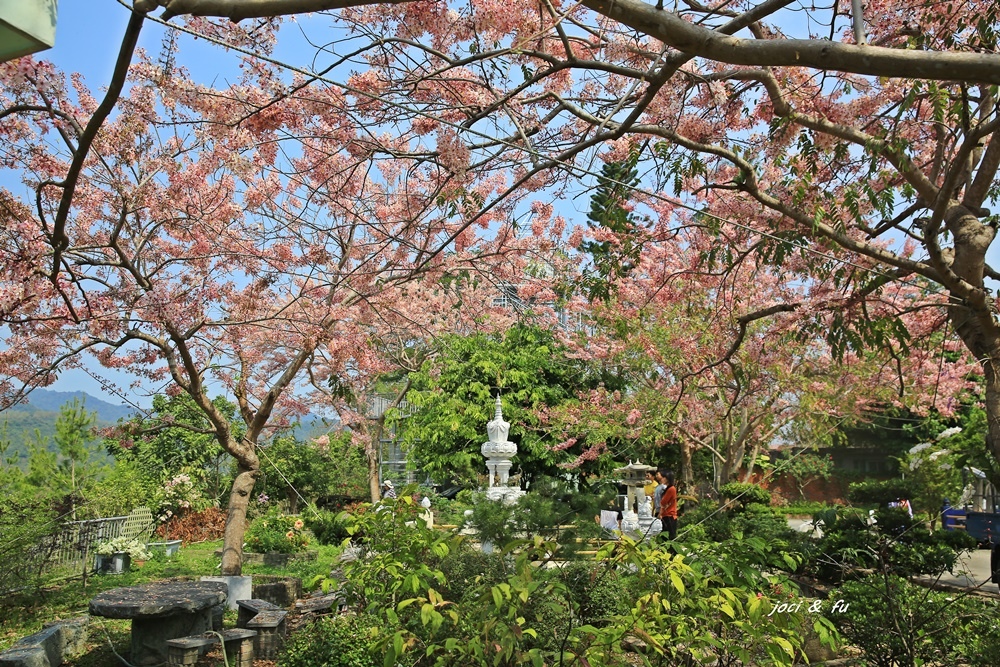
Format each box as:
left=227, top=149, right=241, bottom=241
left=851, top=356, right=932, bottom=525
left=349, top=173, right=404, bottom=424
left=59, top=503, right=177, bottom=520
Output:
left=381, top=479, right=397, bottom=499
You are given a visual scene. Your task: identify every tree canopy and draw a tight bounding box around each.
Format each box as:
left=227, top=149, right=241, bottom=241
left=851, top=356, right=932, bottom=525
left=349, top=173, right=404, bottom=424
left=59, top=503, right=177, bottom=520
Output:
left=396, top=324, right=612, bottom=486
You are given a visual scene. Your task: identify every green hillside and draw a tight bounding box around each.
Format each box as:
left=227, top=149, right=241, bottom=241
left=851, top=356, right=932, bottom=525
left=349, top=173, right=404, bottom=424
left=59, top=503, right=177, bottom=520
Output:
left=0, top=390, right=132, bottom=467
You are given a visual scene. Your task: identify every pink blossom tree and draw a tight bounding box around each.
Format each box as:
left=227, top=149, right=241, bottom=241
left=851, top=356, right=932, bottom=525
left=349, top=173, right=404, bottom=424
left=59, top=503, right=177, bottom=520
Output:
left=0, top=21, right=548, bottom=572
left=111, top=0, right=1000, bottom=480
left=547, top=225, right=977, bottom=487
left=5, top=0, right=1000, bottom=579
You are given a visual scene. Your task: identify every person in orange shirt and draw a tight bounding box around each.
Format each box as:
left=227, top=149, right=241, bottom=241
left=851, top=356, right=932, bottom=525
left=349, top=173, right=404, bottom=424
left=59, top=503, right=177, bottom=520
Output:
left=658, top=470, right=678, bottom=541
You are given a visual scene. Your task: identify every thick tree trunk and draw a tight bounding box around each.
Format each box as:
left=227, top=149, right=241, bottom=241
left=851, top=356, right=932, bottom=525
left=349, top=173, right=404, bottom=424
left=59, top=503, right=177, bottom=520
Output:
left=220, top=464, right=259, bottom=576
left=947, top=207, right=1000, bottom=487
left=679, top=441, right=694, bottom=490
left=954, top=314, right=1000, bottom=486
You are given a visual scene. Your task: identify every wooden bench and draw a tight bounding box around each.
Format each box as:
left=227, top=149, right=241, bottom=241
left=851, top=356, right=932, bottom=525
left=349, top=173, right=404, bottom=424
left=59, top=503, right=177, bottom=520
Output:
left=166, top=629, right=256, bottom=667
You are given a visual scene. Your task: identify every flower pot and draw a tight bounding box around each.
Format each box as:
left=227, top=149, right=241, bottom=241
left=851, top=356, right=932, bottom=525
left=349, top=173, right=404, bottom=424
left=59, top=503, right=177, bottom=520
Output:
left=148, top=539, right=182, bottom=557
left=96, top=552, right=131, bottom=574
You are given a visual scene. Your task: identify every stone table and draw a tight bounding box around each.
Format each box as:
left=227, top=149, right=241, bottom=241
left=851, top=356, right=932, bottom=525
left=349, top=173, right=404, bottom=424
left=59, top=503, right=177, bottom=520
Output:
left=89, top=580, right=229, bottom=667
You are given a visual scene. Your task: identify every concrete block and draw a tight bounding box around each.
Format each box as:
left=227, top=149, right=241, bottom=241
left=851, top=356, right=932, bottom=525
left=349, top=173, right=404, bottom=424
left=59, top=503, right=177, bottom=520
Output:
left=201, top=575, right=253, bottom=610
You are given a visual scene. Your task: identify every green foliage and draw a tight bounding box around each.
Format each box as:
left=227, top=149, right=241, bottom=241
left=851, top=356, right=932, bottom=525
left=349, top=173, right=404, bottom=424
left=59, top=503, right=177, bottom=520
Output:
left=574, top=538, right=820, bottom=666
left=0, top=494, right=58, bottom=594
left=719, top=482, right=772, bottom=507
left=396, top=324, right=609, bottom=486
left=898, top=409, right=991, bottom=517
left=467, top=481, right=601, bottom=552
left=277, top=613, right=379, bottom=667
left=422, top=492, right=473, bottom=526
left=776, top=451, right=834, bottom=499
left=577, top=155, right=647, bottom=300
left=85, top=459, right=160, bottom=518
left=804, top=506, right=971, bottom=581
left=435, top=547, right=510, bottom=603
left=320, top=492, right=828, bottom=667
left=686, top=496, right=797, bottom=549
left=935, top=526, right=978, bottom=551
left=245, top=508, right=310, bottom=554
left=336, top=494, right=457, bottom=612
left=103, top=393, right=238, bottom=509
left=952, top=598, right=1000, bottom=667
left=846, top=478, right=920, bottom=506
left=257, top=432, right=368, bottom=512
left=783, top=500, right=837, bottom=516
left=832, top=575, right=991, bottom=667
left=18, top=399, right=108, bottom=519
left=303, top=508, right=351, bottom=546
left=553, top=561, right=636, bottom=625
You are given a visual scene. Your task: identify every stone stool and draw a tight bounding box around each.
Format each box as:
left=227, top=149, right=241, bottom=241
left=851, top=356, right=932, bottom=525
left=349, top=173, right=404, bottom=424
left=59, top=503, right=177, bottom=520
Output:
left=165, top=629, right=256, bottom=667
left=235, top=598, right=281, bottom=629
left=245, top=610, right=287, bottom=660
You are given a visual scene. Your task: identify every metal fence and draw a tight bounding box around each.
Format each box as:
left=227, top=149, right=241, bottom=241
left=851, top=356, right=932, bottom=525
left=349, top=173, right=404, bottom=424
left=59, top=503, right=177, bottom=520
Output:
left=0, top=508, right=157, bottom=593
left=46, top=515, right=129, bottom=570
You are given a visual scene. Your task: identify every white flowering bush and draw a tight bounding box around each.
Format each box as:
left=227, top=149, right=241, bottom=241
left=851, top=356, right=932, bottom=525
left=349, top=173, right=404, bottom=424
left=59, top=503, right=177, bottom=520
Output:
left=155, top=472, right=209, bottom=522
left=95, top=536, right=153, bottom=560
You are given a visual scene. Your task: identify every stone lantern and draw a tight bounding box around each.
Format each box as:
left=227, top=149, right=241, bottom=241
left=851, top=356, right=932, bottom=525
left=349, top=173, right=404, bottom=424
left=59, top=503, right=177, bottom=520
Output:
left=480, top=396, right=524, bottom=504
left=613, top=461, right=661, bottom=538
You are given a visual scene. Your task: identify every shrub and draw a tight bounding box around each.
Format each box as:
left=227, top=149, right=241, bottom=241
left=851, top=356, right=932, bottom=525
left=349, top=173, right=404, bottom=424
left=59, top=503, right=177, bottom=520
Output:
left=719, top=482, right=772, bottom=507
left=573, top=538, right=823, bottom=666
left=832, top=575, right=982, bottom=667
left=467, top=490, right=580, bottom=548
left=303, top=509, right=350, bottom=546
left=952, top=598, right=1000, bottom=666
left=730, top=503, right=796, bottom=547
left=784, top=500, right=837, bottom=516
left=554, top=561, right=635, bottom=625
left=245, top=509, right=309, bottom=554
left=846, top=478, right=919, bottom=506
left=436, top=546, right=509, bottom=602
left=277, top=613, right=379, bottom=667
left=935, top=526, right=978, bottom=551
left=805, top=506, right=972, bottom=581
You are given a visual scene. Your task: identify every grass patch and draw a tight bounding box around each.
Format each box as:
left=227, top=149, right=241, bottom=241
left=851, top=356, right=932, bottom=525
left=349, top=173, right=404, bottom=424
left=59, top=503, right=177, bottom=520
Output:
left=0, top=539, right=341, bottom=659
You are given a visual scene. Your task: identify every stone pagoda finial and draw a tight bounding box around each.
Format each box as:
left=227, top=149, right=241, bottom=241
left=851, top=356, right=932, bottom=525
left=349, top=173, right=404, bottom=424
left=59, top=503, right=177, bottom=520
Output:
left=486, top=395, right=510, bottom=444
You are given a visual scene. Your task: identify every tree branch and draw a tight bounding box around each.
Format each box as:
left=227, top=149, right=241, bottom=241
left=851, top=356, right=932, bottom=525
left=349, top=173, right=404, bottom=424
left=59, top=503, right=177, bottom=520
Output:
left=50, top=10, right=145, bottom=277
left=581, top=0, right=1000, bottom=85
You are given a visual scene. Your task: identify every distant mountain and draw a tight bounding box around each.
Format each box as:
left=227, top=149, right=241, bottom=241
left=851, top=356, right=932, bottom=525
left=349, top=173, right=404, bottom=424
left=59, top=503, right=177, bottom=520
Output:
left=14, top=389, right=136, bottom=423
left=1, top=390, right=135, bottom=465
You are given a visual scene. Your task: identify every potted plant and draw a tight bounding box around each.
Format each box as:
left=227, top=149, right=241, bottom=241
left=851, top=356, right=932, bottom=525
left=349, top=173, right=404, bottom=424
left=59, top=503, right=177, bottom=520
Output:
left=95, top=536, right=153, bottom=574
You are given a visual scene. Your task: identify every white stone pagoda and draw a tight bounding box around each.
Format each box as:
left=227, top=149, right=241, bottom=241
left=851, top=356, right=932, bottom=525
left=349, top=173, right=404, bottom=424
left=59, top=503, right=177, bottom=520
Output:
left=481, top=396, right=524, bottom=504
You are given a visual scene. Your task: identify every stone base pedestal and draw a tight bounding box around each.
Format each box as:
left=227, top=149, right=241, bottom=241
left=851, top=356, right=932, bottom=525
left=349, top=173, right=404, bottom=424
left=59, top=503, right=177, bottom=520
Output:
left=201, top=575, right=252, bottom=610
left=132, top=611, right=212, bottom=667
left=485, top=486, right=525, bottom=504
